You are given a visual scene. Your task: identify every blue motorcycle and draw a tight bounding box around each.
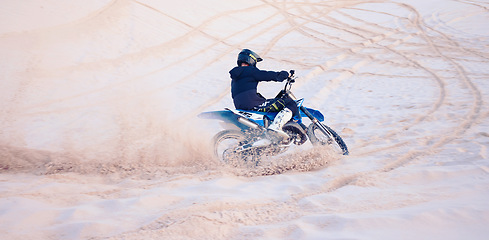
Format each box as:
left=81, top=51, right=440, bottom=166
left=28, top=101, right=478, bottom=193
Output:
left=199, top=71, right=348, bottom=165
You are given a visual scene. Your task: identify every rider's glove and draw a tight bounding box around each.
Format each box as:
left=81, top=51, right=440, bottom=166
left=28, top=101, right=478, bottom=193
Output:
left=289, top=70, right=295, bottom=82
left=289, top=70, right=295, bottom=76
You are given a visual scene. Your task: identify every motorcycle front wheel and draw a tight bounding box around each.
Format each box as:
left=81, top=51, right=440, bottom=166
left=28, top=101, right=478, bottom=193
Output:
left=307, top=122, right=349, bottom=155
left=212, top=129, right=261, bottom=166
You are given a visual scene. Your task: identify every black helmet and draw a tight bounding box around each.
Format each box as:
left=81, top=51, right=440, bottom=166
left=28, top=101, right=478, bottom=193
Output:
left=237, top=49, right=263, bottom=67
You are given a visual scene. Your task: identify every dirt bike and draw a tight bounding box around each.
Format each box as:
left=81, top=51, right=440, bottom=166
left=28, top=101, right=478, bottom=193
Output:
left=198, top=70, right=348, bottom=165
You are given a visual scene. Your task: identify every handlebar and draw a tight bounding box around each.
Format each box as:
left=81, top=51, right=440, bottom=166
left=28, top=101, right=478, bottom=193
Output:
left=284, top=70, right=297, bottom=91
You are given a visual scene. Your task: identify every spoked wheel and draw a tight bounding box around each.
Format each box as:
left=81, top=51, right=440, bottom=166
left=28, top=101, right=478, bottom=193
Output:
left=307, top=122, right=349, bottom=155
left=212, top=130, right=261, bottom=166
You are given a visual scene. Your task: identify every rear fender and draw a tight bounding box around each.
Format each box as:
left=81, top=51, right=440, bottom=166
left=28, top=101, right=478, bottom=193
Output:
left=198, top=110, right=264, bottom=130
left=198, top=110, right=234, bottom=121
left=198, top=110, right=248, bottom=130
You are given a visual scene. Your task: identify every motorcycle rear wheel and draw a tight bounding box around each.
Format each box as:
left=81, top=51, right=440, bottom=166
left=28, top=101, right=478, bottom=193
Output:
left=307, top=123, right=349, bottom=155
left=212, top=129, right=260, bottom=166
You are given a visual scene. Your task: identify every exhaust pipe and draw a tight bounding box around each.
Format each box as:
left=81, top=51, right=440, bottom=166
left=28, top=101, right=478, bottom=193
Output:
left=238, top=117, right=260, bottom=129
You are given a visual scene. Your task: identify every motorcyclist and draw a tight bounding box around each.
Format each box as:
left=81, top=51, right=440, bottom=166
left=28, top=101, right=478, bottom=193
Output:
left=229, top=49, right=299, bottom=141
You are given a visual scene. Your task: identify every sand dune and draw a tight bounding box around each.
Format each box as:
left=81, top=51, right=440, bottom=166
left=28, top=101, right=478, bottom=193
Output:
left=1, top=0, right=488, bottom=239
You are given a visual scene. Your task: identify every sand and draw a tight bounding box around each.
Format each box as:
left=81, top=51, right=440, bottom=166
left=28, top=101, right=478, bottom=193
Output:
left=1, top=0, right=488, bottom=239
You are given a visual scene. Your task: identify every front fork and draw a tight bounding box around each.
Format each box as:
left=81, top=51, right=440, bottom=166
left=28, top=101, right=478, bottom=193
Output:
left=300, top=106, right=335, bottom=141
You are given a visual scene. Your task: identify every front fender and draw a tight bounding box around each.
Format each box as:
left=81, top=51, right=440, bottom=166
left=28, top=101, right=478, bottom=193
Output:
left=301, top=107, right=325, bottom=122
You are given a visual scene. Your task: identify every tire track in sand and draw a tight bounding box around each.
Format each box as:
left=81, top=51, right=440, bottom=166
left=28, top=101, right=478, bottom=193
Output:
left=278, top=2, right=449, bottom=155
left=293, top=1, right=485, bottom=196
left=378, top=2, right=483, bottom=170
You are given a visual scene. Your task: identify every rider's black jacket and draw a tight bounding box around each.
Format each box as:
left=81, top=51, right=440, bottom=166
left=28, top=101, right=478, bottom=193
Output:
left=229, top=66, right=289, bottom=110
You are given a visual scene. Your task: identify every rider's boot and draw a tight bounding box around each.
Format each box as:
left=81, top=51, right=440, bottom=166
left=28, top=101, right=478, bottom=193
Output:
left=252, top=108, right=292, bottom=148
left=267, top=108, right=292, bottom=142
